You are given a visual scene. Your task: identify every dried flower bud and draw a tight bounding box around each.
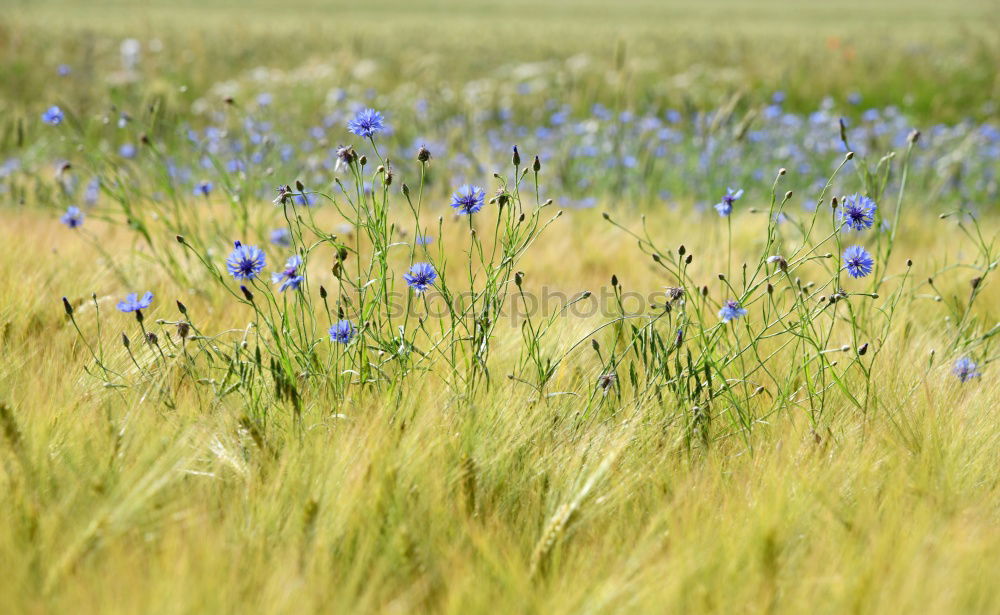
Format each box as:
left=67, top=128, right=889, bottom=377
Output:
left=62, top=296, right=73, bottom=317
left=416, top=145, right=431, bottom=162
left=240, top=285, right=254, bottom=302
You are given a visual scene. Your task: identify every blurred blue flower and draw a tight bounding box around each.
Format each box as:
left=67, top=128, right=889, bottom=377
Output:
left=270, top=228, right=291, bottom=247
left=843, top=245, right=874, bottom=278
left=347, top=108, right=385, bottom=138
left=840, top=194, right=876, bottom=231
left=60, top=206, right=84, bottom=228
left=450, top=184, right=485, bottom=215
left=952, top=357, right=981, bottom=383
left=84, top=177, right=100, bottom=206
left=42, top=106, right=64, bottom=125
left=57, top=64, right=71, bottom=77
left=194, top=181, right=212, bottom=197
left=117, top=291, right=153, bottom=313
left=329, top=320, right=356, bottom=344
left=272, top=255, right=304, bottom=292
left=119, top=143, right=137, bottom=159
left=226, top=241, right=266, bottom=280
left=719, top=299, right=748, bottom=322
left=403, top=262, right=437, bottom=293
left=714, top=187, right=743, bottom=217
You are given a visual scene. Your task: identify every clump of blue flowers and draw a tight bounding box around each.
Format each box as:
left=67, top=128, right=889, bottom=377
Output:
left=403, top=262, right=437, bottom=293
left=843, top=245, right=874, bottom=278
left=117, top=291, right=153, bottom=314
left=42, top=106, right=64, bottom=126
left=329, top=320, right=356, bottom=344
left=226, top=241, right=266, bottom=280
left=60, top=206, right=84, bottom=228
left=714, top=188, right=743, bottom=217
left=952, top=357, right=981, bottom=383
left=719, top=299, right=748, bottom=322
left=840, top=194, right=877, bottom=231
left=451, top=185, right=486, bottom=215
left=272, top=255, right=304, bottom=292
left=347, top=108, right=385, bottom=138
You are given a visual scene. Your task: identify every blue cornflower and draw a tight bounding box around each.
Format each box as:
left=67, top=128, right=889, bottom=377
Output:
left=84, top=177, right=100, bottom=206
left=450, top=184, right=486, bottom=215
left=119, top=143, right=137, bottom=159
left=194, top=181, right=212, bottom=197
left=415, top=233, right=434, bottom=246
left=226, top=241, right=266, bottom=280
left=718, top=299, right=748, bottom=323
left=57, top=64, right=71, bottom=77
left=952, top=357, right=981, bottom=383
left=117, top=291, right=153, bottom=313
left=843, top=245, right=874, bottom=278
left=272, top=255, right=304, bottom=292
left=329, top=320, right=356, bottom=344
left=403, top=262, right=437, bottom=293
left=840, top=194, right=877, bottom=231
left=42, top=106, right=64, bottom=125
left=714, top=187, right=743, bottom=217
left=270, top=228, right=291, bottom=247
left=60, top=206, right=84, bottom=228
left=347, top=108, right=385, bottom=138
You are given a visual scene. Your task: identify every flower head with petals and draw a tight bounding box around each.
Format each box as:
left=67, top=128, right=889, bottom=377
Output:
left=329, top=320, right=356, bottom=344
left=226, top=241, right=266, bottom=280
left=272, top=255, right=304, bottom=292
left=843, top=245, right=874, bottom=278
left=714, top=187, right=743, bottom=217
left=347, top=108, right=385, bottom=138
left=450, top=185, right=486, bottom=215
left=719, top=298, right=748, bottom=322
left=117, top=291, right=154, bottom=313
left=403, top=262, right=437, bottom=293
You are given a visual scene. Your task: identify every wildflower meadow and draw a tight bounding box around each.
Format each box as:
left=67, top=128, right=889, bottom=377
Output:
left=0, top=1, right=998, bottom=613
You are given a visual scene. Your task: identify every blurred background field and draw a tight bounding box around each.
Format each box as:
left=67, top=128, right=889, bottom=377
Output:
left=0, top=1, right=998, bottom=614
left=2, top=0, right=999, bottom=121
